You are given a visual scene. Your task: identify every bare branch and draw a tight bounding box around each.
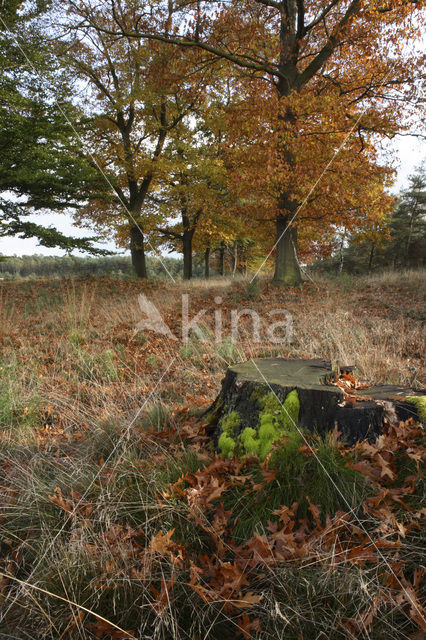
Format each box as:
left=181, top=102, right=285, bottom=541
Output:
left=304, top=0, right=341, bottom=33
left=252, top=0, right=282, bottom=10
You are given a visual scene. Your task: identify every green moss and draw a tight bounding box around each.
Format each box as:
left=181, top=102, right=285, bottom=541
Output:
left=257, top=415, right=278, bottom=459
left=240, top=416, right=280, bottom=460
left=406, top=396, right=426, bottom=423
left=239, top=391, right=301, bottom=461
left=240, top=427, right=260, bottom=456
left=218, top=431, right=236, bottom=458
left=220, top=411, right=240, bottom=435
left=258, top=415, right=276, bottom=439
left=218, top=391, right=300, bottom=461
left=218, top=411, right=241, bottom=457
left=281, top=389, right=300, bottom=431
left=258, top=391, right=281, bottom=415
left=250, top=387, right=267, bottom=404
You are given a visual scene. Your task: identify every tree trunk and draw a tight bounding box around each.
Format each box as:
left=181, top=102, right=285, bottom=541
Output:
left=232, top=242, right=238, bottom=277
left=183, top=229, right=194, bottom=280
left=272, top=95, right=302, bottom=286
left=204, top=246, right=210, bottom=279
left=130, top=225, right=147, bottom=278
left=238, top=245, right=247, bottom=275
left=338, top=238, right=344, bottom=274
left=273, top=214, right=301, bottom=286
left=204, top=358, right=424, bottom=449
left=218, top=241, right=225, bottom=276
left=368, top=242, right=375, bottom=274
left=404, top=211, right=415, bottom=268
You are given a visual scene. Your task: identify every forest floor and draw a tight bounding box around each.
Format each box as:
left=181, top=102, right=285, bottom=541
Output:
left=0, top=269, right=425, bottom=639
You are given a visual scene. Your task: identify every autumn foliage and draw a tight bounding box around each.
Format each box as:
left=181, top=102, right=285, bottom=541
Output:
left=79, top=0, right=426, bottom=283
left=4, top=0, right=422, bottom=280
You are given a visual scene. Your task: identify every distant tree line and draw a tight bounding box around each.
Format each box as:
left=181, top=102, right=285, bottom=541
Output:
left=0, top=246, right=254, bottom=280
left=0, top=239, right=265, bottom=281
left=312, top=167, right=426, bottom=275
left=0, top=254, right=190, bottom=280
left=2, top=165, right=424, bottom=281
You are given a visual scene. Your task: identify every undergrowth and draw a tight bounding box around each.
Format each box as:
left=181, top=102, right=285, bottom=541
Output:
left=1, top=412, right=423, bottom=639
left=0, top=274, right=424, bottom=638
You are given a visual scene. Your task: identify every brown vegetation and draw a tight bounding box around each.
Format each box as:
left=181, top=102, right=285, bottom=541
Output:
left=0, top=271, right=424, bottom=638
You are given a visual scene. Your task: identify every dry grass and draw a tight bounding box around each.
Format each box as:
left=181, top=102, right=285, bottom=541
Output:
left=364, top=268, right=426, bottom=287
left=0, top=270, right=424, bottom=439
left=0, top=270, right=424, bottom=638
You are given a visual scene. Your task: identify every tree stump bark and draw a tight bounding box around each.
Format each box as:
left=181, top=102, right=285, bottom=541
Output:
left=205, top=358, right=424, bottom=447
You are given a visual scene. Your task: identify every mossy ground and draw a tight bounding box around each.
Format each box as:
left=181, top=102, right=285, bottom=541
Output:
left=218, top=388, right=301, bottom=460
left=221, top=432, right=370, bottom=541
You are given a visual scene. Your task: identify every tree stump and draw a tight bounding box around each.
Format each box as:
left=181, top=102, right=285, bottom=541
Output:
left=205, top=358, right=424, bottom=449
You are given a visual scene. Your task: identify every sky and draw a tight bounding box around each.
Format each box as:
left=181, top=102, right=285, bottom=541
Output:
left=0, top=133, right=425, bottom=258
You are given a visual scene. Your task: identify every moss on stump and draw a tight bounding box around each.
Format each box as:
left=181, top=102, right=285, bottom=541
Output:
left=204, top=358, right=425, bottom=451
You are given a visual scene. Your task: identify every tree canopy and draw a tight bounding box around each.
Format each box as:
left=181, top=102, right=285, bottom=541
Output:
left=0, top=0, right=111, bottom=255
left=0, top=0, right=425, bottom=278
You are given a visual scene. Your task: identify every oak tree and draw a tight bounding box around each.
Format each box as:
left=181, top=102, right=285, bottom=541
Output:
left=56, top=1, right=211, bottom=277
left=102, top=0, right=425, bottom=284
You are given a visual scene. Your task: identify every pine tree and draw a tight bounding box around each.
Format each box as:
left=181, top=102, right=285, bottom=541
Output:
left=390, top=168, right=426, bottom=269
left=0, top=1, right=109, bottom=254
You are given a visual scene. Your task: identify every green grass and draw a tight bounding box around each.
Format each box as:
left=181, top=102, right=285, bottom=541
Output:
left=222, top=433, right=370, bottom=541
left=140, top=401, right=172, bottom=431
left=0, top=400, right=422, bottom=639
left=0, top=273, right=424, bottom=639
left=0, top=355, right=44, bottom=441
left=0, top=422, right=212, bottom=638
left=72, top=345, right=120, bottom=382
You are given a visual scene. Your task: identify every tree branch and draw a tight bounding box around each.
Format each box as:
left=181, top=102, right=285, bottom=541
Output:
left=252, top=0, right=282, bottom=11
left=304, top=0, right=341, bottom=33
left=296, top=0, right=361, bottom=88
left=84, top=19, right=283, bottom=80
left=156, top=226, right=183, bottom=239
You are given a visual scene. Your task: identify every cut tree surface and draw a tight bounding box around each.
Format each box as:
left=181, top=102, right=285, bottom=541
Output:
left=205, top=358, right=424, bottom=446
